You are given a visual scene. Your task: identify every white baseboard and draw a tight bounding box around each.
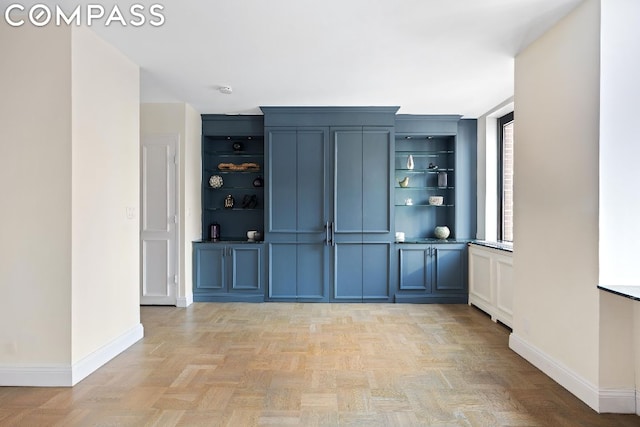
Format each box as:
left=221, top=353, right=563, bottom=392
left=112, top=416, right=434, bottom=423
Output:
left=599, top=388, right=637, bottom=414
left=509, top=333, right=637, bottom=414
left=176, top=295, right=193, bottom=308
left=71, top=323, right=144, bottom=385
left=0, top=323, right=143, bottom=387
left=0, top=364, right=71, bottom=387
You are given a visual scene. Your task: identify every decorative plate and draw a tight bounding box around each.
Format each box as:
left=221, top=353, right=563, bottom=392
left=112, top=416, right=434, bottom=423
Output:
left=209, top=175, right=223, bottom=188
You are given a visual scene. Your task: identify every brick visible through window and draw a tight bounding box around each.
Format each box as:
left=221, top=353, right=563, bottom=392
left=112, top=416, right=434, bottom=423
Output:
left=499, top=112, right=514, bottom=242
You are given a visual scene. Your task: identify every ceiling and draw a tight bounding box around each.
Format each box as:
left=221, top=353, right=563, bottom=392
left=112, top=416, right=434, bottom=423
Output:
left=73, top=0, right=582, bottom=117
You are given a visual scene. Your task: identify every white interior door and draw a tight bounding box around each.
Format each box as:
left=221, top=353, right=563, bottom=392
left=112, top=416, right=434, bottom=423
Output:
left=141, top=134, right=178, bottom=305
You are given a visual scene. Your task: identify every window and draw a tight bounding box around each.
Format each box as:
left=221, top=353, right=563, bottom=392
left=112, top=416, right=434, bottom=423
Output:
left=498, top=112, right=514, bottom=242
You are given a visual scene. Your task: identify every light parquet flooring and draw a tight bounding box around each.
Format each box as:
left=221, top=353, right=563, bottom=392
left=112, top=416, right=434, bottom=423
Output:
left=1, top=303, right=638, bottom=426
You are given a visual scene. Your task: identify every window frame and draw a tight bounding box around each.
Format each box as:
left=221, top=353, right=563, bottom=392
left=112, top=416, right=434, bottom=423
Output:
left=498, top=111, right=514, bottom=242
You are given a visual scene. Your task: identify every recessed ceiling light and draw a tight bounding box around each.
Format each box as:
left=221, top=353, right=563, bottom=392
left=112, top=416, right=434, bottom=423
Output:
left=219, top=86, right=233, bottom=94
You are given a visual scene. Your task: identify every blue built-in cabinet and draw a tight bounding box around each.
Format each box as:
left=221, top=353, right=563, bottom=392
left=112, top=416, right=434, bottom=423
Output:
left=194, top=115, right=266, bottom=302
left=192, top=242, right=264, bottom=302
left=396, top=243, right=467, bottom=303
left=262, top=107, right=398, bottom=302
left=393, top=115, right=477, bottom=303
left=193, top=110, right=476, bottom=303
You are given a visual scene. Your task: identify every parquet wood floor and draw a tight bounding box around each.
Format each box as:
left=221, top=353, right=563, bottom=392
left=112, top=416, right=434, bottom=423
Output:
left=1, top=303, right=638, bottom=426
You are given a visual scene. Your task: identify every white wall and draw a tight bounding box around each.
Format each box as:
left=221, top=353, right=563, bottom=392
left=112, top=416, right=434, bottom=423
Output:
left=0, top=22, right=142, bottom=386
left=511, top=0, right=602, bottom=408
left=598, top=292, right=635, bottom=408
left=140, top=103, right=202, bottom=307
left=70, top=27, right=141, bottom=366
left=184, top=104, right=203, bottom=305
left=0, top=22, right=73, bottom=368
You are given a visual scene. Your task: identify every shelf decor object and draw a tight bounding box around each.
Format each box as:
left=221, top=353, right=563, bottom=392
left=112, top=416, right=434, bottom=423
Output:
left=438, top=171, right=448, bottom=188
left=209, top=175, right=223, bottom=188
left=428, top=195, right=443, bottom=206
left=218, top=162, right=260, bottom=171
left=399, top=176, right=410, bottom=188
left=434, top=225, right=450, bottom=239
left=210, top=222, right=221, bottom=241
left=224, top=194, right=235, bottom=209
left=407, top=154, right=414, bottom=170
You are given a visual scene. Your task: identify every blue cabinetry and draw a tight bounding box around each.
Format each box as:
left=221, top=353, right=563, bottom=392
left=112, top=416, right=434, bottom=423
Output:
left=195, top=115, right=266, bottom=302
left=262, top=107, right=398, bottom=302
left=265, top=127, right=330, bottom=301
left=396, top=242, right=467, bottom=303
left=393, top=115, right=476, bottom=303
left=332, top=126, right=394, bottom=301
left=193, top=242, right=264, bottom=302
left=194, top=110, right=476, bottom=304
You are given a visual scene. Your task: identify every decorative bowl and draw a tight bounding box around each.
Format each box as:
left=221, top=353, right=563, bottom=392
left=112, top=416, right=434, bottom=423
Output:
left=247, top=230, right=261, bottom=241
left=428, top=196, right=444, bottom=206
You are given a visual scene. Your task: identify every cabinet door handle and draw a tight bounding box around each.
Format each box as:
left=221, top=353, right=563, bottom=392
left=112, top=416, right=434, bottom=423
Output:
left=331, top=221, right=335, bottom=247
left=325, top=221, right=330, bottom=245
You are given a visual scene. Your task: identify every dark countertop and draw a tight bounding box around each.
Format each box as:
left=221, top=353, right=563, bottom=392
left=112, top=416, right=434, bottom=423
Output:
left=396, top=238, right=471, bottom=244
left=194, top=239, right=264, bottom=244
left=469, top=240, right=513, bottom=252
left=196, top=238, right=470, bottom=245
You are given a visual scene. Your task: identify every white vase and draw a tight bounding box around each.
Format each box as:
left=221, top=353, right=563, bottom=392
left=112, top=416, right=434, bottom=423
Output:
left=434, top=226, right=450, bottom=240
left=407, top=154, right=414, bottom=170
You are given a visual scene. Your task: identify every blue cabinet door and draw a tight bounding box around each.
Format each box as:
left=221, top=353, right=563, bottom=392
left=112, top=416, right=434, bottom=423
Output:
left=268, top=242, right=298, bottom=299
left=230, top=245, right=262, bottom=291
left=194, top=246, right=225, bottom=291
left=332, top=127, right=393, bottom=301
left=268, top=241, right=328, bottom=301
left=362, top=127, right=392, bottom=235
left=267, top=128, right=329, bottom=234
left=296, top=242, right=327, bottom=300
left=398, top=246, right=430, bottom=291
left=432, top=243, right=466, bottom=293
left=333, top=243, right=363, bottom=300
left=333, top=128, right=363, bottom=233
left=362, top=242, right=391, bottom=300
left=297, top=129, right=329, bottom=234
left=333, top=127, right=392, bottom=235
left=333, top=242, right=391, bottom=300
left=266, top=128, right=298, bottom=233
left=266, top=127, right=330, bottom=301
